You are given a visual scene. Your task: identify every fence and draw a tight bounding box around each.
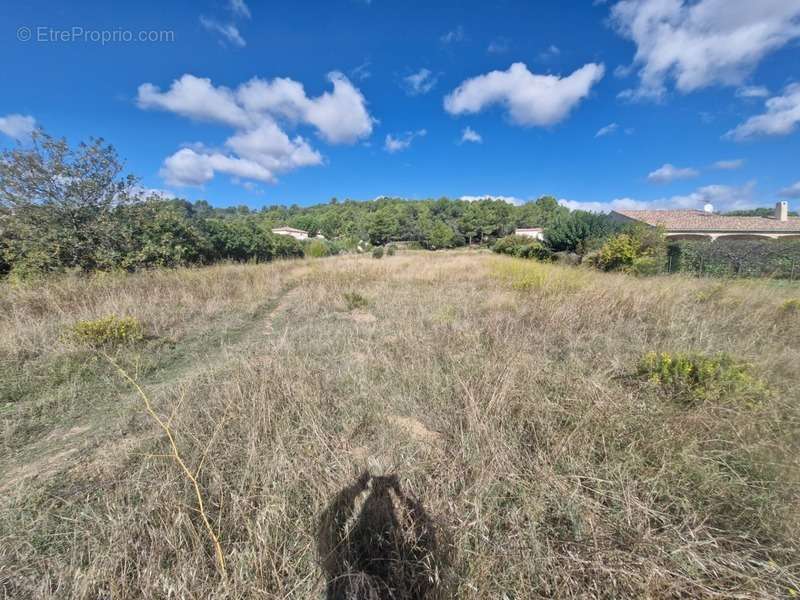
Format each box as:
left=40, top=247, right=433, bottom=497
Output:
left=664, top=239, right=800, bottom=280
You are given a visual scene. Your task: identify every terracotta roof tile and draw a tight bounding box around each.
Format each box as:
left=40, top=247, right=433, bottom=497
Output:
left=612, top=209, right=800, bottom=233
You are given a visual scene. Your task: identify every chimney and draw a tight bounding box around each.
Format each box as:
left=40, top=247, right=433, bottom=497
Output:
left=775, top=201, right=788, bottom=222
left=703, top=203, right=714, bottom=214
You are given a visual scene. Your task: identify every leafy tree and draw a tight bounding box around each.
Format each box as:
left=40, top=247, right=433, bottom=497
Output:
left=544, top=210, right=619, bottom=253
left=0, top=130, right=137, bottom=275
left=426, top=220, right=456, bottom=249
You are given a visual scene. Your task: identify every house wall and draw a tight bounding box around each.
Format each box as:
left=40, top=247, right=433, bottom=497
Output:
left=272, top=229, right=308, bottom=240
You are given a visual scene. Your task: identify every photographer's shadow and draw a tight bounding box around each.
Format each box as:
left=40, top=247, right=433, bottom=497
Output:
left=318, top=472, right=449, bottom=599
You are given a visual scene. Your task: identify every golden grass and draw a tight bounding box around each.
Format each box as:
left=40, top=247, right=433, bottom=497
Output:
left=1, top=252, right=799, bottom=598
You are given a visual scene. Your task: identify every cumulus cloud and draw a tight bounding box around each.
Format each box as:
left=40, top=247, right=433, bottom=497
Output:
left=403, top=69, right=438, bottom=96
left=0, top=113, right=36, bottom=141
left=647, top=163, right=699, bottom=183
left=713, top=158, right=745, bottom=170
left=779, top=181, right=800, bottom=199
left=138, top=75, right=250, bottom=127
left=384, top=129, right=426, bottom=153
left=725, top=83, right=800, bottom=141
left=610, top=0, right=800, bottom=100
left=461, top=127, right=482, bottom=143
left=138, top=72, right=372, bottom=186
left=561, top=181, right=758, bottom=213
left=199, top=16, right=246, bottom=47
left=595, top=122, right=619, bottom=137
left=444, top=62, right=605, bottom=127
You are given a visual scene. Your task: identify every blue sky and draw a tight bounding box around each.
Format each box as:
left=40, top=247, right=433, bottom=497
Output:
left=1, top=0, right=800, bottom=211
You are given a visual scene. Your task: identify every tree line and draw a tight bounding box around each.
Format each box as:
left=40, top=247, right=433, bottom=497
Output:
left=0, top=130, right=582, bottom=279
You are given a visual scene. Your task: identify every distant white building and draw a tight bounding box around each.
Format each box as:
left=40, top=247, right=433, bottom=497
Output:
left=514, top=227, right=545, bottom=241
left=271, top=226, right=309, bottom=240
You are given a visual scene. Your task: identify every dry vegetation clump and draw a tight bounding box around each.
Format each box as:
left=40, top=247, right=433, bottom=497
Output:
left=1, top=251, right=798, bottom=598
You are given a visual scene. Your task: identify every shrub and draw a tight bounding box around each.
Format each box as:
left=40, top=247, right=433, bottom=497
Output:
left=667, top=238, right=800, bottom=279
left=544, top=211, right=620, bottom=254
left=590, top=225, right=667, bottom=274
left=343, top=292, right=369, bottom=310
left=637, top=351, right=766, bottom=406
left=591, top=233, right=639, bottom=271
left=70, top=315, right=144, bottom=347
left=492, top=235, right=552, bottom=261
left=386, top=245, right=397, bottom=256
left=372, top=247, right=384, bottom=259
left=305, top=240, right=329, bottom=258
left=780, top=299, right=800, bottom=313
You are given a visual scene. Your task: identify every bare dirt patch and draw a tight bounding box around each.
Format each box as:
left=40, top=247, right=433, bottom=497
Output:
left=349, top=311, right=377, bottom=324
left=387, top=415, right=442, bottom=444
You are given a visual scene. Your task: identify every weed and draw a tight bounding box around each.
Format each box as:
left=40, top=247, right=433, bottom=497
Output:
left=70, top=315, right=144, bottom=347
left=780, top=298, right=800, bottom=313
left=637, top=351, right=767, bottom=406
left=343, top=291, right=370, bottom=310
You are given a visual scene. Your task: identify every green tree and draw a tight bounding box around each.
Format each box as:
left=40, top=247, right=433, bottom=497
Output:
left=544, top=210, right=619, bottom=254
left=0, top=130, right=137, bottom=275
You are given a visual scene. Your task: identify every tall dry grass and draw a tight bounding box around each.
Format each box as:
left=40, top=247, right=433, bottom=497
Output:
left=1, top=251, right=798, bottom=598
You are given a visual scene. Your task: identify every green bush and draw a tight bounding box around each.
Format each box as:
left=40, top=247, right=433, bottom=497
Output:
left=667, top=239, right=800, bottom=279
left=70, top=315, right=144, bottom=347
left=780, top=299, right=800, bottom=313
left=342, top=292, right=369, bottom=310
left=305, top=239, right=329, bottom=258
left=372, top=247, right=384, bottom=259
left=637, top=351, right=766, bottom=406
left=590, top=225, right=667, bottom=274
left=492, top=235, right=552, bottom=261
left=386, top=245, right=397, bottom=256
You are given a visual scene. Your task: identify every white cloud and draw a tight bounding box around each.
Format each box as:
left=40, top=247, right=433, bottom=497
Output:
left=461, top=127, right=482, bottom=143
left=384, top=129, right=426, bottom=153
left=199, top=16, right=246, bottom=47
left=441, top=26, right=465, bottom=44
left=647, top=163, right=699, bottom=183
left=0, top=113, right=36, bottom=141
left=713, top=158, right=745, bottom=170
left=131, top=186, right=179, bottom=200
left=228, top=0, right=251, bottom=19
left=444, top=62, right=605, bottom=127
left=561, top=181, right=758, bottom=213
left=459, top=195, right=524, bottom=206
left=403, top=68, right=438, bottom=96
left=595, top=122, right=619, bottom=137
left=487, top=38, right=510, bottom=54
left=351, top=60, right=372, bottom=81
left=779, top=181, right=800, bottom=199
left=236, top=71, right=374, bottom=144
left=539, top=44, right=561, bottom=60
left=138, top=75, right=250, bottom=127
left=725, top=83, right=800, bottom=141
left=611, top=0, right=800, bottom=100
left=138, top=72, right=372, bottom=186
left=736, top=85, right=769, bottom=99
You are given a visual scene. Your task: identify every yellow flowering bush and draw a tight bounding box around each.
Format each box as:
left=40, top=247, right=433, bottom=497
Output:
left=638, top=351, right=766, bottom=406
left=70, top=315, right=144, bottom=347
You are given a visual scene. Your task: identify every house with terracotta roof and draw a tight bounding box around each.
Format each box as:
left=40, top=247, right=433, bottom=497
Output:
left=610, top=202, right=800, bottom=241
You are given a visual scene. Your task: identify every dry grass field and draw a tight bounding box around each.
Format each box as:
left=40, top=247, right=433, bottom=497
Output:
left=1, top=250, right=799, bottom=598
